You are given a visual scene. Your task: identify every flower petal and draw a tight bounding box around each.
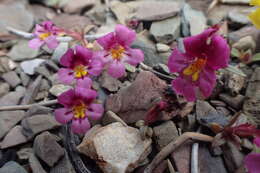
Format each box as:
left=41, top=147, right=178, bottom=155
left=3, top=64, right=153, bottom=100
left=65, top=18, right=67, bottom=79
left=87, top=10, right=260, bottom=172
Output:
left=206, top=35, right=230, bottom=70
left=248, top=8, right=260, bottom=30
left=75, top=87, right=97, bottom=101
left=250, top=0, right=260, bottom=6
left=97, top=32, right=115, bottom=50
left=88, top=60, right=103, bottom=76
left=115, top=24, right=136, bottom=46
left=54, top=108, right=73, bottom=124
left=28, top=38, right=44, bottom=49
left=71, top=118, right=91, bottom=134
left=125, top=48, right=144, bottom=66
left=75, top=45, right=92, bottom=63
left=58, top=89, right=75, bottom=107
left=168, top=49, right=191, bottom=73
left=107, top=61, right=125, bottom=78
left=76, top=78, right=92, bottom=89
left=58, top=68, right=74, bottom=84
left=198, top=67, right=216, bottom=98
left=244, top=153, right=260, bottom=173
left=254, top=137, right=260, bottom=148
left=172, top=77, right=196, bottom=102
left=86, top=103, right=104, bottom=120
left=45, top=35, right=59, bottom=49
left=60, top=48, right=74, bottom=67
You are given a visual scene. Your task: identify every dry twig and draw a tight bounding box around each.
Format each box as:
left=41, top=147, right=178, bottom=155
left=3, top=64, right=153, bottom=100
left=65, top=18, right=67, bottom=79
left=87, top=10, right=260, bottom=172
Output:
left=144, top=132, right=214, bottom=173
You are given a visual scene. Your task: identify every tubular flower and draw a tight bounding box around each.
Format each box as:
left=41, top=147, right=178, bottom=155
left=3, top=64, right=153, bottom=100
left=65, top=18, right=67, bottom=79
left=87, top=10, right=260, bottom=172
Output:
left=249, top=0, right=260, bottom=29
left=54, top=79, right=104, bottom=134
left=168, top=26, right=230, bottom=101
left=29, top=21, right=61, bottom=49
left=58, top=45, right=103, bottom=84
left=97, top=24, right=144, bottom=78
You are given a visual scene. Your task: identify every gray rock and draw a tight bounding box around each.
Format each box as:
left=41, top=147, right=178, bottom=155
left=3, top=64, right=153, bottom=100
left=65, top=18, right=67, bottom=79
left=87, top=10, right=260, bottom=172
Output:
left=0, top=86, right=25, bottom=106
left=228, top=11, right=250, bottom=28
left=181, top=3, right=207, bottom=36
left=7, top=40, right=39, bottom=61
left=17, top=148, right=33, bottom=160
left=196, top=100, right=218, bottom=121
left=150, top=16, right=181, bottom=44
left=20, top=71, right=30, bottom=87
left=156, top=43, right=170, bottom=53
left=49, top=84, right=72, bottom=97
left=63, top=0, right=97, bottom=13
left=51, top=42, right=69, bottom=63
left=0, top=126, right=29, bottom=149
left=0, top=1, right=33, bottom=35
left=221, top=0, right=249, bottom=4
left=29, top=153, right=47, bottom=173
left=77, top=122, right=152, bottom=173
left=21, top=114, right=61, bottom=139
left=20, top=59, right=45, bottom=75
left=0, top=161, right=27, bottom=173
left=153, top=121, right=179, bottom=150
left=50, top=151, right=76, bottom=173
left=0, top=111, right=26, bottom=139
left=2, top=71, right=21, bottom=88
left=99, top=72, right=122, bottom=92
left=0, top=83, right=10, bottom=97
left=0, top=57, right=17, bottom=73
left=34, top=132, right=64, bottom=167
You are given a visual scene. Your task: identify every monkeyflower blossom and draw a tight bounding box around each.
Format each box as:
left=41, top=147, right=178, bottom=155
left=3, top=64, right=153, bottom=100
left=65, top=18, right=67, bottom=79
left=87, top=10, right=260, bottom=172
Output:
left=248, top=0, right=260, bottom=29
left=97, top=24, right=144, bottom=78
left=58, top=45, right=103, bottom=84
left=29, top=21, right=61, bottom=49
left=54, top=79, right=104, bottom=134
left=244, top=137, right=260, bottom=173
left=168, top=26, right=230, bottom=101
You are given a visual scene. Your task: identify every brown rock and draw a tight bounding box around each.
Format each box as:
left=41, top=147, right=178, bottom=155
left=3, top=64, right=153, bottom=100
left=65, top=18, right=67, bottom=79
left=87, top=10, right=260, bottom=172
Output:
left=99, top=72, right=122, bottom=92
left=153, top=121, right=179, bottom=150
left=0, top=126, right=28, bottom=149
left=0, top=111, right=25, bottom=139
left=2, top=71, right=21, bottom=88
left=105, top=71, right=167, bottom=124
left=77, top=122, right=152, bottom=173
left=33, top=131, right=64, bottom=167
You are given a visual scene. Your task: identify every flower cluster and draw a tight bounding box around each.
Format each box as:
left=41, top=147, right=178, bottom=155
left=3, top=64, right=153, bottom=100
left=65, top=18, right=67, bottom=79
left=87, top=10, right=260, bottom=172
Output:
left=248, top=0, right=260, bottom=29
left=28, top=21, right=144, bottom=134
left=168, top=26, right=230, bottom=101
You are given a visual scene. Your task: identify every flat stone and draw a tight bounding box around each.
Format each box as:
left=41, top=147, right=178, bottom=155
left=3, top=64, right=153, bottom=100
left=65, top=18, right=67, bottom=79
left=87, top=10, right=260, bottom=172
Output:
left=182, top=3, right=207, bottom=36
left=63, top=0, right=96, bottom=13
left=110, top=1, right=134, bottom=25
left=50, top=151, right=76, bottom=173
left=232, top=36, right=256, bottom=52
left=21, top=114, right=61, bottom=139
left=0, top=126, right=28, bottom=149
left=156, top=43, right=170, bottom=53
left=20, top=72, right=30, bottom=86
left=0, top=1, right=33, bottom=35
left=229, top=26, right=260, bottom=43
left=99, top=72, right=122, bottom=92
left=127, top=1, right=180, bottom=21
left=105, top=71, right=167, bottom=123
left=17, top=148, right=33, bottom=160
left=33, top=131, right=64, bottom=167
left=196, top=100, right=218, bottom=121
left=0, top=161, right=27, bottom=173
left=0, top=86, right=25, bottom=106
left=1, top=71, right=21, bottom=88
left=219, top=94, right=245, bottom=110
left=28, top=4, right=56, bottom=23
left=0, top=83, right=10, bottom=97
left=29, top=153, right=47, bottom=173
left=49, top=84, right=72, bottom=97
left=20, top=59, right=45, bottom=75
left=0, top=57, right=17, bottom=73
left=150, top=16, right=181, bottom=44
left=0, top=111, right=25, bottom=139
left=7, top=40, right=39, bottom=61
left=51, top=42, right=69, bottom=63
left=153, top=121, right=179, bottom=150
left=77, top=122, right=152, bottom=173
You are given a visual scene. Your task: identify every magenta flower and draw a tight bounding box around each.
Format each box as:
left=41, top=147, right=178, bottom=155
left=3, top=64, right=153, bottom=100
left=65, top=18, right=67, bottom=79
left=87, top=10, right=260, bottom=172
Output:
left=168, top=26, right=230, bottom=101
left=54, top=79, right=104, bottom=134
left=58, top=45, right=103, bottom=84
left=245, top=153, right=260, bottom=173
left=29, top=21, right=61, bottom=49
left=97, top=24, right=144, bottom=78
left=254, top=137, right=260, bottom=147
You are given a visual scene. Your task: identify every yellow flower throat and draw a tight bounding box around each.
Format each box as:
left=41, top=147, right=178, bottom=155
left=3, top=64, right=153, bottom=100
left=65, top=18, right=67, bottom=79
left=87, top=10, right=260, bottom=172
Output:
left=183, top=58, right=206, bottom=81
left=73, top=102, right=86, bottom=119
left=74, top=65, right=88, bottom=78
left=110, top=46, right=125, bottom=60
left=39, top=33, right=51, bottom=40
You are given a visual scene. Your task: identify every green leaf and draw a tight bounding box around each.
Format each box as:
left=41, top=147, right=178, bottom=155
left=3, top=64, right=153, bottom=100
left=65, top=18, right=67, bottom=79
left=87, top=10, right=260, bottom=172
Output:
left=231, top=47, right=241, bottom=58
left=251, top=53, right=260, bottom=62
left=225, top=65, right=246, bottom=77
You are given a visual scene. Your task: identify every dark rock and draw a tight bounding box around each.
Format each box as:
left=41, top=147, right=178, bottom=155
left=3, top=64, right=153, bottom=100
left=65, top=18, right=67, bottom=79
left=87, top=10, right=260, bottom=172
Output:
left=1, top=71, right=21, bottom=88
left=243, top=98, right=260, bottom=125
left=0, top=111, right=25, bottom=139
left=105, top=71, right=167, bottom=124
left=0, top=126, right=29, bottom=149
left=246, top=67, right=260, bottom=98
left=219, top=94, right=245, bottom=110
left=0, top=161, right=27, bottom=173
left=33, top=131, right=64, bottom=167
left=153, top=121, right=179, bottom=150
left=21, top=114, right=61, bottom=139
left=227, top=11, right=250, bottom=29
left=196, top=100, right=218, bottom=121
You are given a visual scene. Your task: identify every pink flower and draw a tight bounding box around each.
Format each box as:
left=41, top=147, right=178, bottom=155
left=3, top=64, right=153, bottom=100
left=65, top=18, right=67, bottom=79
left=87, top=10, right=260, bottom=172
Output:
left=54, top=79, right=104, bottom=134
left=58, top=45, right=103, bottom=84
left=254, top=137, right=260, bottom=147
left=97, top=24, right=144, bottom=78
left=29, top=21, right=61, bottom=49
left=168, top=26, right=230, bottom=101
left=245, top=153, right=260, bottom=173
